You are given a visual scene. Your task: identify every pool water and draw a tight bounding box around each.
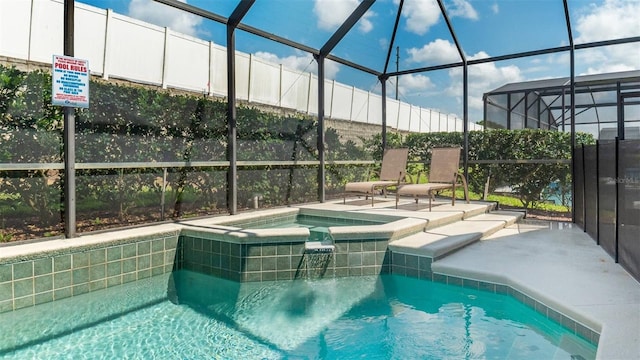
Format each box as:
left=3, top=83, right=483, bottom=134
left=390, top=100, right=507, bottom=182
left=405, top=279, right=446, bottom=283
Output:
left=0, top=271, right=597, bottom=359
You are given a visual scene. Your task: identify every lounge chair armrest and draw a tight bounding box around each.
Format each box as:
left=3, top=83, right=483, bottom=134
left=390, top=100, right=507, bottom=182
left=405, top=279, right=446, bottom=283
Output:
left=365, top=169, right=380, bottom=181
left=456, top=172, right=470, bottom=203
left=404, top=173, right=415, bottom=184
left=395, top=171, right=412, bottom=184
left=456, top=172, right=468, bottom=188
left=414, top=171, right=428, bottom=184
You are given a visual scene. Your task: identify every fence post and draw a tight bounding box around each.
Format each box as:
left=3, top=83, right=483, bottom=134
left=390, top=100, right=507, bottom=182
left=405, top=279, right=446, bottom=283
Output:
left=329, top=79, right=335, bottom=119
left=306, top=72, right=312, bottom=114
left=280, top=63, right=285, bottom=106
left=247, top=53, right=253, bottom=103
left=63, top=0, right=76, bottom=238
left=614, top=137, right=620, bottom=262
left=581, top=143, right=586, bottom=232
left=349, top=86, right=355, bottom=121
left=27, top=0, right=35, bottom=61
left=572, top=144, right=576, bottom=223
left=208, top=41, right=214, bottom=96
left=161, top=27, right=169, bottom=89
left=595, top=140, right=600, bottom=244
left=102, top=8, right=112, bottom=80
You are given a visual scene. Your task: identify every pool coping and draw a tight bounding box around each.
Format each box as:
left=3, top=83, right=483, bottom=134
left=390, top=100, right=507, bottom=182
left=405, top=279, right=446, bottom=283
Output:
left=179, top=207, right=428, bottom=243
left=0, top=224, right=183, bottom=264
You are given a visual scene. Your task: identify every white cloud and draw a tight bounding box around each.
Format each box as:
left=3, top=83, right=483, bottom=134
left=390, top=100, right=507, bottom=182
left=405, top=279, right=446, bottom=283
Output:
left=379, top=37, right=390, bottom=50
left=359, top=15, right=375, bottom=33
left=491, top=3, right=499, bottom=15
left=447, top=51, right=524, bottom=114
left=128, top=0, right=202, bottom=37
left=397, top=74, right=435, bottom=97
left=254, top=52, right=340, bottom=80
left=398, top=0, right=441, bottom=35
left=575, top=0, right=640, bottom=42
left=578, top=45, right=638, bottom=74
left=313, top=0, right=375, bottom=34
left=396, top=0, right=477, bottom=35
left=407, top=39, right=461, bottom=65
left=448, top=0, right=478, bottom=20
left=574, top=0, right=640, bottom=74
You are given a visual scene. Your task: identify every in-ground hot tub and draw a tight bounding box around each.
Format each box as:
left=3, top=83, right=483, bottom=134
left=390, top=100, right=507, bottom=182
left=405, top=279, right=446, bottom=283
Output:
left=177, top=208, right=428, bottom=281
left=233, top=212, right=387, bottom=241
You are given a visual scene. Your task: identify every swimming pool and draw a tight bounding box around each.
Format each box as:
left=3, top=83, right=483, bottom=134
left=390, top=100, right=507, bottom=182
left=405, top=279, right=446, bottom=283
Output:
left=0, top=270, right=596, bottom=359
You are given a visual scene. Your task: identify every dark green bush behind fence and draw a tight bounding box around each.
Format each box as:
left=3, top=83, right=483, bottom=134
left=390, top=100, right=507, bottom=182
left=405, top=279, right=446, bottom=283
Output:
left=0, top=64, right=594, bottom=239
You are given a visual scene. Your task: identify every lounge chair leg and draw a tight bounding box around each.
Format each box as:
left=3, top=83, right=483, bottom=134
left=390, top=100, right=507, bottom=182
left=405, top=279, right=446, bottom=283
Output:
left=371, top=187, right=375, bottom=206
left=452, top=183, right=456, bottom=206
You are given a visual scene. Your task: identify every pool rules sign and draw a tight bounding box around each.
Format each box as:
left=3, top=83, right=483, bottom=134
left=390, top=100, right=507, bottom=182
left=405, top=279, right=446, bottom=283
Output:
left=52, top=55, right=89, bottom=108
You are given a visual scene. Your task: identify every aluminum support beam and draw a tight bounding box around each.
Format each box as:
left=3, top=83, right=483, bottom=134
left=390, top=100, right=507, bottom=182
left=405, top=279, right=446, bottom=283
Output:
left=380, top=0, right=402, bottom=150
left=316, top=0, right=374, bottom=202
left=63, top=0, right=76, bottom=238
left=463, top=64, right=469, bottom=179
left=617, top=82, right=624, bottom=140
left=226, top=0, right=255, bottom=215
left=563, top=0, right=577, bottom=222
left=320, top=0, right=375, bottom=56
left=437, top=0, right=469, bottom=179
left=381, top=78, right=387, bottom=150
left=316, top=55, right=326, bottom=202
left=383, top=0, right=403, bottom=75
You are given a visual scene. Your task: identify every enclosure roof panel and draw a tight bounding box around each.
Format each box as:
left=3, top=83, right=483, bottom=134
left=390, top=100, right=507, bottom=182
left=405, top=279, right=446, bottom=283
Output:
left=487, top=70, right=640, bottom=94
left=72, top=0, right=640, bottom=122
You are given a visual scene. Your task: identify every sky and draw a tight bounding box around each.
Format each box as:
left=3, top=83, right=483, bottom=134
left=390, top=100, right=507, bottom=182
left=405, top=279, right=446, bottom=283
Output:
left=78, top=0, right=640, bottom=123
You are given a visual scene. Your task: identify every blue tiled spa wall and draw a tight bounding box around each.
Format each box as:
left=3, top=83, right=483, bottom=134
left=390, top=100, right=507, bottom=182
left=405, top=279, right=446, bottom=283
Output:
left=0, top=232, right=179, bottom=314
left=177, top=235, right=392, bottom=282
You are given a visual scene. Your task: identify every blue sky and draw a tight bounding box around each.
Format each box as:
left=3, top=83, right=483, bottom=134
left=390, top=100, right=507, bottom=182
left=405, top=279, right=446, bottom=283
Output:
left=78, top=0, right=640, bottom=122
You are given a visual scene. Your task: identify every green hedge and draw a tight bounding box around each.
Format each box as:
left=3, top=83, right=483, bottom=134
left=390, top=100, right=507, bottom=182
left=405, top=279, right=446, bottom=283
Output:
left=0, top=65, right=363, bottom=229
left=0, top=63, right=595, bottom=238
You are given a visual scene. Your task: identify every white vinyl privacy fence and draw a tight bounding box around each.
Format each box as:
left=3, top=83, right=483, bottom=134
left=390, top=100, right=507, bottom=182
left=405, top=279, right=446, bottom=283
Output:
left=0, top=0, right=483, bottom=133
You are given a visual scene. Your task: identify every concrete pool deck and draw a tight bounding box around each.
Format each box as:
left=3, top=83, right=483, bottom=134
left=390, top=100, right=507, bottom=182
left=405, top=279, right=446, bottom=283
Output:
left=305, top=198, right=640, bottom=360
left=432, top=222, right=640, bottom=360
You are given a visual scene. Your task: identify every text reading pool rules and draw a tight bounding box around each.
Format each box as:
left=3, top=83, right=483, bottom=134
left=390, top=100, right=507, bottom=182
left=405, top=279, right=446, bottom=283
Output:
left=52, top=55, right=89, bottom=108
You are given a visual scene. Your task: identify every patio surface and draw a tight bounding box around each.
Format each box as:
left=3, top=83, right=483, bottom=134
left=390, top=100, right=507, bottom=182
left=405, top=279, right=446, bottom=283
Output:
left=312, top=197, right=640, bottom=360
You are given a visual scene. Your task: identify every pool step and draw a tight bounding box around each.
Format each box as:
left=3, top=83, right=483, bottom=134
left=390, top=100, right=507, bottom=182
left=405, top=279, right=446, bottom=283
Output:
left=388, top=211, right=524, bottom=260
